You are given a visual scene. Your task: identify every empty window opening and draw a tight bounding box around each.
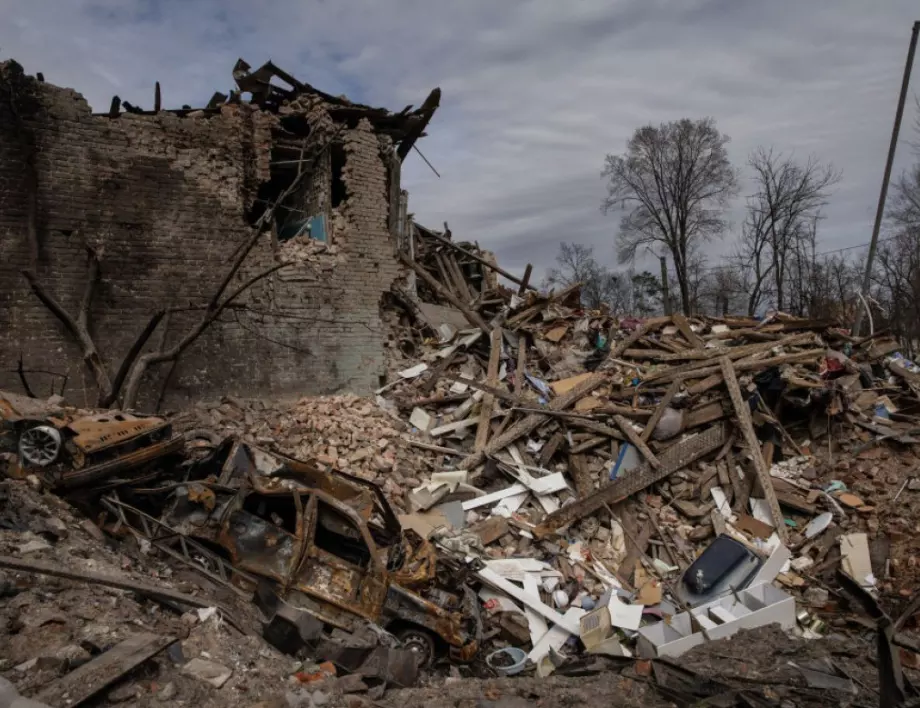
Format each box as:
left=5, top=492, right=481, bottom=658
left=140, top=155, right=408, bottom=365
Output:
left=314, top=502, right=370, bottom=568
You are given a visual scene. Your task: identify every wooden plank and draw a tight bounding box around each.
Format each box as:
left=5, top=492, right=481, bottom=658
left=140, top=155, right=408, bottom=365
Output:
left=38, top=632, right=174, bottom=705
left=445, top=251, right=474, bottom=303
left=550, top=372, right=594, bottom=395
left=475, top=328, right=503, bottom=451
left=684, top=349, right=825, bottom=394
left=515, top=338, right=527, bottom=396
left=517, top=264, right=533, bottom=295
left=433, top=252, right=456, bottom=296
left=570, top=436, right=606, bottom=454
left=38, top=633, right=174, bottom=706
left=614, top=414, right=661, bottom=470
left=683, top=400, right=726, bottom=430
left=458, top=373, right=606, bottom=471
left=672, top=314, right=704, bottom=348
left=570, top=418, right=626, bottom=440
left=568, top=453, right=594, bottom=499
left=421, top=228, right=538, bottom=291
left=535, top=423, right=727, bottom=537
left=401, top=256, right=490, bottom=334
left=725, top=448, right=746, bottom=512
left=418, top=350, right=458, bottom=395
left=687, top=372, right=724, bottom=396
left=719, top=357, right=787, bottom=541
left=0, top=556, right=233, bottom=614
left=609, top=320, right=667, bottom=360
left=641, top=380, right=680, bottom=442
left=539, top=432, right=565, bottom=467
left=645, top=334, right=816, bottom=383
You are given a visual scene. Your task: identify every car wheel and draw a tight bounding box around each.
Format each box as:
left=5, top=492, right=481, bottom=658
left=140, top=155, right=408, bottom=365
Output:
left=18, top=425, right=62, bottom=467
left=394, top=627, right=436, bottom=668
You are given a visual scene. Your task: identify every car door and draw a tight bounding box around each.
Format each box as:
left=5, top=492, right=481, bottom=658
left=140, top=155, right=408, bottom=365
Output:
left=293, top=492, right=388, bottom=621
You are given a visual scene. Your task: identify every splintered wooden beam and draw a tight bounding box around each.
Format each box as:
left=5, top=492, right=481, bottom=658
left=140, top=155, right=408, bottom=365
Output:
left=614, top=414, right=661, bottom=469
left=515, top=337, right=527, bottom=396
left=641, top=379, right=680, bottom=442
left=517, top=264, right=533, bottom=295
left=458, top=372, right=607, bottom=470
left=672, top=314, right=705, bottom=348
left=475, top=327, right=503, bottom=451
left=401, top=256, right=490, bottom=334
left=397, top=87, right=441, bottom=161
left=38, top=633, right=175, bottom=707
left=422, top=228, right=538, bottom=291
left=719, top=357, right=787, bottom=541
left=535, top=422, right=728, bottom=537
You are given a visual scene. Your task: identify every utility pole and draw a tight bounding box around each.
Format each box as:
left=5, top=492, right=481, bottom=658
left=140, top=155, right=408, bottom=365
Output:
left=853, top=20, right=920, bottom=336
left=660, top=255, right=672, bottom=316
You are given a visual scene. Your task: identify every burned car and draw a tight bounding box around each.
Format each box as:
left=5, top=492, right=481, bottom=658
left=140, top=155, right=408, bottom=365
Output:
left=102, top=437, right=481, bottom=667
left=1, top=391, right=183, bottom=490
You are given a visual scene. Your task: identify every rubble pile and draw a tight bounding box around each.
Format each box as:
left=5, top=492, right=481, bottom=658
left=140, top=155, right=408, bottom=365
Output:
left=175, top=394, right=441, bottom=509
left=368, top=225, right=920, bottom=678
left=3, top=224, right=920, bottom=705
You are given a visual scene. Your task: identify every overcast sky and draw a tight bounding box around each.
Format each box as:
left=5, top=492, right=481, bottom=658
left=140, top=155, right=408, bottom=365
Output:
left=3, top=0, right=919, bottom=281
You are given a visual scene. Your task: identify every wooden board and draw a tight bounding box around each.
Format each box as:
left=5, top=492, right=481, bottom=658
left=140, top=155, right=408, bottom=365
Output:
left=719, top=357, right=787, bottom=541
left=641, top=380, right=680, bottom=442
left=38, top=633, right=175, bottom=706
left=614, top=414, right=661, bottom=470
left=536, top=423, right=727, bottom=537
left=475, top=327, right=503, bottom=451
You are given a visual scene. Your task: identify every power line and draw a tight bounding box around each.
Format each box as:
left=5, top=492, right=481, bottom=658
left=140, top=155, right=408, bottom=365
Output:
left=689, top=234, right=900, bottom=275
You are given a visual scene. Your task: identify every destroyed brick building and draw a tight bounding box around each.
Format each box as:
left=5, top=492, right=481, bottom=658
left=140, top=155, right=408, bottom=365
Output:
left=0, top=59, right=439, bottom=408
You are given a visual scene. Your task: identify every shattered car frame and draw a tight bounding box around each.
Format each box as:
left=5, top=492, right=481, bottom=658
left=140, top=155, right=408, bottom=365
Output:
left=1, top=391, right=183, bottom=490
left=102, top=437, right=481, bottom=665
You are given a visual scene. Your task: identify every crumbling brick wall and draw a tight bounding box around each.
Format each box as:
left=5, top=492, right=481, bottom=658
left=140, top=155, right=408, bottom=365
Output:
left=0, top=62, right=405, bottom=408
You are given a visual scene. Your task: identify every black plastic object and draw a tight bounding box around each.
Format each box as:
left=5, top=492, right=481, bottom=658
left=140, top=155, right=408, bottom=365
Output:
left=677, top=535, right=762, bottom=607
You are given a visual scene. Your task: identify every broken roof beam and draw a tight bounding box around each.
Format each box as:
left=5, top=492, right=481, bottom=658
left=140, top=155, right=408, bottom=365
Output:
left=396, top=87, right=441, bottom=162
left=400, top=256, right=490, bottom=334
left=420, top=227, right=537, bottom=291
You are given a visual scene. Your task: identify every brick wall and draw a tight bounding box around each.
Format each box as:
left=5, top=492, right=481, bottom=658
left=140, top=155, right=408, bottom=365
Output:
left=0, top=62, right=405, bottom=409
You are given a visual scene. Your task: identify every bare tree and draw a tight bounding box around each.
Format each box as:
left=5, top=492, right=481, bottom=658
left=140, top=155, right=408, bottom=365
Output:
left=601, top=118, right=739, bottom=315
left=23, top=229, right=286, bottom=410
left=733, top=197, right=774, bottom=315
left=544, top=242, right=632, bottom=313
left=746, top=148, right=841, bottom=311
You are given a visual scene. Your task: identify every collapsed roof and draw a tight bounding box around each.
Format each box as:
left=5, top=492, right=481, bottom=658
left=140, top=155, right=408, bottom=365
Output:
left=101, top=58, right=441, bottom=162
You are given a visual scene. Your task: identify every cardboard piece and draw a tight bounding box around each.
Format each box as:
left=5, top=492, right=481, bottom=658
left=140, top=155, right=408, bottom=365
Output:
left=734, top=514, right=775, bottom=540
left=550, top=373, right=595, bottom=395
left=840, top=533, right=874, bottom=587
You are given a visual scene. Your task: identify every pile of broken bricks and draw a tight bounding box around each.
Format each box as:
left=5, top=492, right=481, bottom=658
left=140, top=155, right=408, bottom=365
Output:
left=376, top=262, right=920, bottom=671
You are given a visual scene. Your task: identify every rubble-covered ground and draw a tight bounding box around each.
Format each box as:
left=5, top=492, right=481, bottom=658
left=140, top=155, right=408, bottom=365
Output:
left=6, top=291, right=920, bottom=706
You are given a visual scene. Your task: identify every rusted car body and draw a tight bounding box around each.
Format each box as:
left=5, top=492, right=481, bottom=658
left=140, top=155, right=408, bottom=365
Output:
left=1, top=391, right=182, bottom=489
left=105, top=437, right=481, bottom=664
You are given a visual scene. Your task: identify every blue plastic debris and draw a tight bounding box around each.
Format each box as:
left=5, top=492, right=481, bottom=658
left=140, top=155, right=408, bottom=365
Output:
left=610, top=444, right=642, bottom=481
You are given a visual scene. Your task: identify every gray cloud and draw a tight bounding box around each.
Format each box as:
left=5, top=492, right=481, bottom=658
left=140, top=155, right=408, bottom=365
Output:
left=1, top=0, right=918, bottom=284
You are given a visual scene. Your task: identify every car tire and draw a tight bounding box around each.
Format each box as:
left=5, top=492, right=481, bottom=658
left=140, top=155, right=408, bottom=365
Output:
left=394, top=627, right=436, bottom=668
left=18, top=425, right=62, bottom=467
